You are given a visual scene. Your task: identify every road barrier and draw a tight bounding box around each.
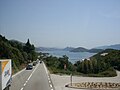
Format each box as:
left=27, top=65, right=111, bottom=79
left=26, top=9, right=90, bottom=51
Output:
left=66, top=82, right=120, bottom=89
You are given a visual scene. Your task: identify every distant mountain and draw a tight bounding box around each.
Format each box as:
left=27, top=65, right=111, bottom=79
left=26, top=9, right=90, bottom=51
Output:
left=88, top=48, right=103, bottom=53
left=70, top=47, right=88, bottom=52
left=70, top=47, right=103, bottom=53
left=36, top=46, right=104, bottom=53
left=96, top=44, right=120, bottom=50
left=36, top=47, right=62, bottom=51
left=63, top=47, right=75, bottom=51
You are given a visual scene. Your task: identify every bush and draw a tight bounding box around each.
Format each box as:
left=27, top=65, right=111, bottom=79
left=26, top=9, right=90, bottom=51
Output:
left=99, top=68, right=117, bottom=77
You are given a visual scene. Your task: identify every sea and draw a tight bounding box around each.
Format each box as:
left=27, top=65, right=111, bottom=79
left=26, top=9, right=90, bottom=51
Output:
left=39, top=50, right=96, bottom=64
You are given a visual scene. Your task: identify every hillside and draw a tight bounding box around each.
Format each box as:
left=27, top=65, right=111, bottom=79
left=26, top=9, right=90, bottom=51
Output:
left=63, top=47, right=75, bottom=51
left=70, top=47, right=88, bottom=52
left=0, top=35, right=37, bottom=74
left=96, top=44, right=120, bottom=50
left=91, top=49, right=120, bottom=70
left=75, top=49, right=120, bottom=76
left=88, top=48, right=103, bottom=53
left=70, top=47, right=103, bottom=53
left=36, top=47, right=62, bottom=51
left=41, top=48, right=119, bottom=77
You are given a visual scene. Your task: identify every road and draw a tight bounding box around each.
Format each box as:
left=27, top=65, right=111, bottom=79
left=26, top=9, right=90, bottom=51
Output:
left=10, top=63, right=51, bottom=90
left=51, top=71, right=120, bottom=90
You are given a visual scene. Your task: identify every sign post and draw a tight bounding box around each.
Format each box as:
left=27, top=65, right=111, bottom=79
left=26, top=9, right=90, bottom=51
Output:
left=70, top=73, right=72, bottom=86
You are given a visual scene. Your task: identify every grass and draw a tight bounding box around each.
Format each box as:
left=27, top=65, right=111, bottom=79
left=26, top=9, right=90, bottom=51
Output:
left=47, top=66, right=117, bottom=77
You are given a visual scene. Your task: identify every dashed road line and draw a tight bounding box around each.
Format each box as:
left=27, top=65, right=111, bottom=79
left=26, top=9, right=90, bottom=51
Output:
left=20, top=64, right=39, bottom=90
left=50, top=84, right=53, bottom=88
left=20, top=87, right=23, bottom=90
left=43, top=62, right=55, bottom=90
left=23, top=83, right=26, bottom=86
left=49, top=80, right=51, bottom=83
left=25, top=80, right=28, bottom=83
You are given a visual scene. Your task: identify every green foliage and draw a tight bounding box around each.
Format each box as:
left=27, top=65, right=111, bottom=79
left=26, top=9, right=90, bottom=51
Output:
left=40, top=48, right=119, bottom=77
left=99, top=67, right=116, bottom=77
left=23, top=39, right=35, bottom=53
left=0, top=35, right=37, bottom=74
left=43, top=55, right=76, bottom=74
left=75, top=49, right=120, bottom=76
left=91, top=49, right=120, bottom=70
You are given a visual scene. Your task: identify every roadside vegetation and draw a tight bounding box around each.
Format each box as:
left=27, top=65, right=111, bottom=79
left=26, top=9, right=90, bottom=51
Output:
left=43, top=55, right=77, bottom=75
left=40, top=49, right=120, bottom=77
left=74, top=49, right=120, bottom=77
left=1, top=34, right=120, bottom=77
left=0, top=35, right=37, bottom=74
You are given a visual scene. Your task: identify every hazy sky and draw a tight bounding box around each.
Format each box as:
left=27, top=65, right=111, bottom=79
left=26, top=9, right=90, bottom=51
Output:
left=0, top=0, right=120, bottom=48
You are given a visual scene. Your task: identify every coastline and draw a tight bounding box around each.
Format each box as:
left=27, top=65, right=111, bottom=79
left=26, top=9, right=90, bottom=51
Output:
left=39, top=50, right=95, bottom=63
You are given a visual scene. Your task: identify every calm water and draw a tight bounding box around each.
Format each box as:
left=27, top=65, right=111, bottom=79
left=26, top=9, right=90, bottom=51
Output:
left=40, top=50, right=96, bottom=63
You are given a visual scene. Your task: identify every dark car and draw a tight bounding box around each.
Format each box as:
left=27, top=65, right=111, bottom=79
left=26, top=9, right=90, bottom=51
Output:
left=33, top=61, right=37, bottom=66
left=39, top=60, right=42, bottom=64
left=26, top=64, right=33, bottom=70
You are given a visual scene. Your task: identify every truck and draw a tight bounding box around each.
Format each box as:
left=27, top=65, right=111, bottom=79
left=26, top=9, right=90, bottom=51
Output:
left=0, top=59, right=12, bottom=90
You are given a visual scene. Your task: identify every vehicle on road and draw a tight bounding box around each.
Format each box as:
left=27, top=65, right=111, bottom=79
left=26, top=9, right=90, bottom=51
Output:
left=0, top=59, right=12, bottom=90
left=26, top=64, right=33, bottom=70
left=39, top=60, right=42, bottom=64
left=33, top=61, right=37, bottom=66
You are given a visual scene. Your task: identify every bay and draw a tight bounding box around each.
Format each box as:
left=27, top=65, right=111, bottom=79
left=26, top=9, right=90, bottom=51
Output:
left=40, top=50, right=96, bottom=63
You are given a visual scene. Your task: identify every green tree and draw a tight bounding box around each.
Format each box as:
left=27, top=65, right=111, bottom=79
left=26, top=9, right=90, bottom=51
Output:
left=23, top=39, right=35, bottom=53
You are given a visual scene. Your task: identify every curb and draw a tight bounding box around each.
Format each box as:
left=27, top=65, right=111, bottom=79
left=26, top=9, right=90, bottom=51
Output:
left=66, top=82, right=120, bottom=90
left=43, top=62, right=55, bottom=90
left=12, top=68, right=25, bottom=78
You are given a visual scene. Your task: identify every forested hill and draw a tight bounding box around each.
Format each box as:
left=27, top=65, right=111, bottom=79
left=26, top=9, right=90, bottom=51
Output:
left=70, top=47, right=103, bottom=53
left=75, top=49, right=120, bottom=76
left=91, top=49, right=120, bottom=70
left=0, top=35, right=37, bottom=73
left=70, top=47, right=88, bottom=52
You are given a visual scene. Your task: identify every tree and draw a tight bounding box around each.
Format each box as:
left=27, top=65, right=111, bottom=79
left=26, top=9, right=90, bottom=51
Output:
left=24, top=39, right=35, bottom=53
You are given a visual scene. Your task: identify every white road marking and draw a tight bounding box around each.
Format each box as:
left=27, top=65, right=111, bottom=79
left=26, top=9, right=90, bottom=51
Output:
left=27, top=73, right=32, bottom=81
left=43, top=62, right=48, bottom=75
left=49, top=80, right=51, bottom=83
left=42, top=62, right=55, bottom=90
left=50, top=84, right=53, bottom=88
left=25, top=80, right=28, bottom=83
left=20, top=87, right=23, bottom=90
left=24, top=83, right=26, bottom=86
left=27, top=64, right=38, bottom=81
left=20, top=64, right=39, bottom=90
left=48, top=77, right=50, bottom=81
left=13, top=68, right=25, bottom=78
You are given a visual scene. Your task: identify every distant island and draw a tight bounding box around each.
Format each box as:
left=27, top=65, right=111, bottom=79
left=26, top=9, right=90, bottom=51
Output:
left=35, top=47, right=62, bottom=51
left=70, top=47, right=103, bottom=53
left=95, top=44, right=120, bottom=50
left=36, top=44, right=120, bottom=53
left=36, top=47, right=103, bottom=53
left=62, top=47, right=75, bottom=51
left=70, top=47, right=88, bottom=52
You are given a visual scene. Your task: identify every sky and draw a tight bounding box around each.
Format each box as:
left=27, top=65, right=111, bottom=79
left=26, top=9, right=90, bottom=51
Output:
left=0, top=0, right=120, bottom=49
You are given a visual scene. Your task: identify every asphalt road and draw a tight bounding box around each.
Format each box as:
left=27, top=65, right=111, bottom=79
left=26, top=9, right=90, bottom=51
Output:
left=10, top=63, right=51, bottom=90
